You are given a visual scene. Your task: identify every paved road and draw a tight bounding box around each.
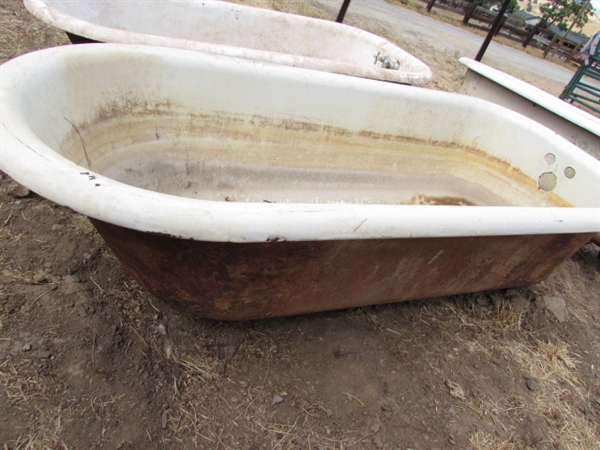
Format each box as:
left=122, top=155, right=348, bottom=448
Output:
left=313, top=0, right=575, bottom=87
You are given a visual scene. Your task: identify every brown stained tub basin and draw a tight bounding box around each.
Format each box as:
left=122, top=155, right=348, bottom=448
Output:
left=1, top=45, right=599, bottom=320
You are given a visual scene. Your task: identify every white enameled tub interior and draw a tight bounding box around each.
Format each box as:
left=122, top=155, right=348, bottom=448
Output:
left=1, top=45, right=599, bottom=242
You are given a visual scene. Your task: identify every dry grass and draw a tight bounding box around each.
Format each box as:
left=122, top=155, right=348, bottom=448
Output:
left=441, top=296, right=523, bottom=340
left=0, top=1, right=68, bottom=64
left=8, top=407, right=69, bottom=450
left=463, top=334, right=598, bottom=449
left=0, top=361, right=70, bottom=450
left=505, top=340, right=599, bottom=450
left=468, top=393, right=526, bottom=425
left=510, top=340, right=581, bottom=390
left=162, top=330, right=374, bottom=449
left=432, top=295, right=599, bottom=449
left=0, top=361, right=47, bottom=406
left=469, top=429, right=516, bottom=450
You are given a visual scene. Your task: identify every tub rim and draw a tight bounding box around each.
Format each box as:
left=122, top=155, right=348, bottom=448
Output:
left=1, top=44, right=599, bottom=243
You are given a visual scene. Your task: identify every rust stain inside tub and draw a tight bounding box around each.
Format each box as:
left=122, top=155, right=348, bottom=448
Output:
left=60, top=109, right=570, bottom=208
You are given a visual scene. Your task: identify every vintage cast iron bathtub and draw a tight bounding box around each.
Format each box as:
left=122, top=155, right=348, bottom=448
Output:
left=23, top=0, right=432, bottom=85
left=458, top=57, right=600, bottom=159
left=2, top=45, right=599, bottom=320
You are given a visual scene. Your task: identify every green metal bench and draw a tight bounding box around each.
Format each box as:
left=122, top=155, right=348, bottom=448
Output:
left=560, top=34, right=600, bottom=114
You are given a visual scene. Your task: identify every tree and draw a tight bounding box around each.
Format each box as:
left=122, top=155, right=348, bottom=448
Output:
left=539, top=0, right=594, bottom=31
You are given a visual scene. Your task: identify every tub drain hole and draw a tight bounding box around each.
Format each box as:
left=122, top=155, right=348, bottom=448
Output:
left=538, top=172, right=557, bottom=191
left=544, top=153, right=556, bottom=165
left=564, top=166, right=576, bottom=179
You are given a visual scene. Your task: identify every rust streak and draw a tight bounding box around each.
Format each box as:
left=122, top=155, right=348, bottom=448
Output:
left=64, top=117, right=92, bottom=169
left=353, top=219, right=368, bottom=232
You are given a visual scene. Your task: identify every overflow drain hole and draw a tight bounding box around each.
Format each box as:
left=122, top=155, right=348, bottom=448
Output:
left=564, top=166, right=576, bottom=179
left=544, top=153, right=556, bottom=165
left=538, top=172, right=557, bottom=191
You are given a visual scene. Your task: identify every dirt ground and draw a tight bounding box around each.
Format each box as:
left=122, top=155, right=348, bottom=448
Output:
left=1, top=1, right=599, bottom=449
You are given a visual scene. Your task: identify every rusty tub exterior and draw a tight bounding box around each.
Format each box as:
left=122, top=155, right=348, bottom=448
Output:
left=91, top=220, right=593, bottom=320
left=1, top=44, right=599, bottom=320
